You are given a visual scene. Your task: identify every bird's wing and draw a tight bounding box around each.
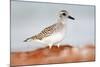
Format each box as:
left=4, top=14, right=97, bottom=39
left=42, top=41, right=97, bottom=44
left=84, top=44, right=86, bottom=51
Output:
left=32, top=23, right=58, bottom=40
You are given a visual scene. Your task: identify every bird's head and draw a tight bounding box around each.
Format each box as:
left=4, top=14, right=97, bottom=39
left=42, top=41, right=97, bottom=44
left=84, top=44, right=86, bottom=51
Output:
left=59, top=10, right=75, bottom=20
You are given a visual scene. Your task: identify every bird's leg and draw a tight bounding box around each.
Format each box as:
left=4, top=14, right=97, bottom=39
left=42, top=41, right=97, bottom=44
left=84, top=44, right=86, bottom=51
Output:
left=57, top=43, right=60, bottom=48
left=54, top=42, right=60, bottom=48
left=48, top=44, right=52, bottom=49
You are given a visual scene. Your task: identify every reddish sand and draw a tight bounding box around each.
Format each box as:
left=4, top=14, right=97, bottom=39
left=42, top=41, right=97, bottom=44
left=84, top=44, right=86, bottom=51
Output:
left=11, top=44, right=95, bottom=66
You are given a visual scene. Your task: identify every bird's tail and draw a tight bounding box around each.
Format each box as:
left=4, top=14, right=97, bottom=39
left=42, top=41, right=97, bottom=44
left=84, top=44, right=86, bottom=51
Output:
left=24, top=37, right=32, bottom=42
left=24, top=36, right=37, bottom=42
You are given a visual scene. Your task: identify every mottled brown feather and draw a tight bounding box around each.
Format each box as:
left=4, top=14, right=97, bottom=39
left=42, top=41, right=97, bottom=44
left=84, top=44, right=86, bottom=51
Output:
left=31, top=22, right=64, bottom=40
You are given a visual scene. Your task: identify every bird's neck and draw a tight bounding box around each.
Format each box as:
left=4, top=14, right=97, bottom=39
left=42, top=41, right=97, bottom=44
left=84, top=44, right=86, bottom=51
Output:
left=57, top=17, right=66, bottom=24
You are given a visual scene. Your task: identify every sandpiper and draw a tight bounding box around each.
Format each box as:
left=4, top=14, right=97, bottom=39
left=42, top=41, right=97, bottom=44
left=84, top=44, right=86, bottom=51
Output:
left=24, top=10, right=75, bottom=48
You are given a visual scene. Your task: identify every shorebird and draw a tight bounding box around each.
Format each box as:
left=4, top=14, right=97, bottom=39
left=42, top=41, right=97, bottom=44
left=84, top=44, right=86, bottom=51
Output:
left=24, top=10, right=75, bottom=48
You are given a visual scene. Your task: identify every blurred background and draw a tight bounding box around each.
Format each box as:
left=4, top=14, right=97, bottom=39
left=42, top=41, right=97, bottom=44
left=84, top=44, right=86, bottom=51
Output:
left=11, top=0, right=95, bottom=52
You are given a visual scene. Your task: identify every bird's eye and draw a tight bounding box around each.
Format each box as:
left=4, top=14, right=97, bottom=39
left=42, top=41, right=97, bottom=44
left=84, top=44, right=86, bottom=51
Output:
left=62, top=13, right=66, bottom=16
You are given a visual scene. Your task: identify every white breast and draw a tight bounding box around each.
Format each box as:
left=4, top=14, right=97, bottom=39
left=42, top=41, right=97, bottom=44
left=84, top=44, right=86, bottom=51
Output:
left=42, top=29, right=65, bottom=45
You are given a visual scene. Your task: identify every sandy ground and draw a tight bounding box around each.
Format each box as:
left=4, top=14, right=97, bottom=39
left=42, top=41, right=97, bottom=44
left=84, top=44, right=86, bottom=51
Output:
left=11, top=44, right=95, bottom=66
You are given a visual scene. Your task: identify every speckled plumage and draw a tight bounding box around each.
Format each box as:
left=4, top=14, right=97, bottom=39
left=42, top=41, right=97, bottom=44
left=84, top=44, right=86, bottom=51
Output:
left=32, top=22, right=64, bottom=40
left=24, top=22, right=64, bottom=42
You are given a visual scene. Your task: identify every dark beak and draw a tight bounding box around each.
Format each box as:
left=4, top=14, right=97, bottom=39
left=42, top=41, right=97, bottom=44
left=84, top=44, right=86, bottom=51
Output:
left=68, top=15, right=75, bottom=20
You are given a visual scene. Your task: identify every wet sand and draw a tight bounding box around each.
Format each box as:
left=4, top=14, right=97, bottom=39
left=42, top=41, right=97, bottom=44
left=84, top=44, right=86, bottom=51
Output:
left=11, top=44, right=95, bottom=66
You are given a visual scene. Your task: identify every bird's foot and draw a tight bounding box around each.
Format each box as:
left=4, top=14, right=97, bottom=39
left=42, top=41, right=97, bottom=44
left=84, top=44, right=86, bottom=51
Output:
left=49, top=45, right=52, bottom=49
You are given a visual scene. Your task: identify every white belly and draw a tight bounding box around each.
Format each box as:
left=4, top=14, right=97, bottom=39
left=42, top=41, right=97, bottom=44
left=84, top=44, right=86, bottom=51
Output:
left=42, top=30, right=65, bottom=45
